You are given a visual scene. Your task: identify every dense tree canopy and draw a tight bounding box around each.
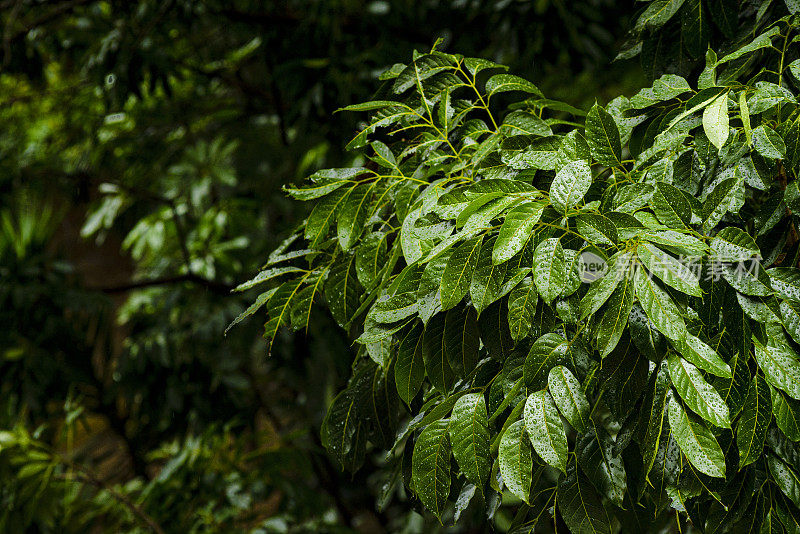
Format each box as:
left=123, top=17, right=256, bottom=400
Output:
left=0, top=1, right=640, bottom=532
left=5, top=0, right=800, bottom=533
left=242, top=0, right=800, bottom=532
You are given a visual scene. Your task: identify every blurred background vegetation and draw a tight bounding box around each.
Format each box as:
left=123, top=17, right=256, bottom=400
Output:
left=0, top=0, right=646, bottom=532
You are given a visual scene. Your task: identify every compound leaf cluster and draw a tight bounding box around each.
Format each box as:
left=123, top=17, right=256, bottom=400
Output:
left=238, top=3, right=800, bottom=531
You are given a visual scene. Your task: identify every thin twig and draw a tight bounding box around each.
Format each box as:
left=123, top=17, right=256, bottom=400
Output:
left=55, top=459, right=166, bottom=534
left=88, top=273, right=233, bottom=294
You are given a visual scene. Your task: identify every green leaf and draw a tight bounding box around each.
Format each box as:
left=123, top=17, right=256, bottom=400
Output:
left=596, top=272, right=636, bottom=357
left=782, top=111, right=800, bottom=169
left=644, top=157, right=674, bottom=184
left=322, top=387, right=367, bottom=471
left=576, top=426, right=627, bottom=506
left=769, top=268, right=800, bottom=304
left=715, top=27, right=780, bottom=65
left=755, top=189, right=785, bottom=235
left=485, top=74, right=542, bottom=97
left=337, top=184, right=372, bottom=250
left=502, top=110, right=552, bottom=136
left=634, top=266, right=687, bottom=342
left=551, top=160, right=592, bottom=212
left=711, top=226, right=760, bottom=262
left=560, top=249, right=582, bottom=300
left=673, top=333, right=732, bottom=378
left=723, top=260, right=772, bottom=297
left=456, top=192, right=502, bottom=227
left=423, top=314, right=455, bottom=393
left=452, top=483, right=476, bottom=524
left=768, top=454, right=800, bottom=509
left=634, top=0, right=688, bottom=32
left=500, top=259, right=531, bottom=295
left=470, top=236, right=508, bottom=315
left=747, top=82, right=796, bottom=114
left=681, top=0, right=710, bottom=57
left=703, top=93, right=730, bottom=151
left=441, top=235, right=483, bottom=311
left=771, top=387, right=800, bottom=441
left=641, top=361, right=671, bottom=478
left=408, top=394, right=469, bottom=441
left=708, top=0, right=738, bottom=38
left=586, top=104, right=623, bottom=167
left=775, top=499, right=800, bottom=534
left=737, top=375, right=772, bottom=467
left=702, top=178, right=738, bottom=231
left=629, top=301, right=668, bottom=360
left=576, top=213, right=619, bottom=245
left=753, top=125, right=787, bottom=159
left=651, top=181, right=691, bottom=229
left=780, top=299, right=800, bottom=346
left=699, top=49, right=718, bottom=89
left=614, top=183, right=654, bottom=213
left=761, top=509, right=782, bottom=534
left=598, top=335, right=650, bottom=420
left=395, top=323, right=426, bottom=405
left=226, top=288, right=275, bottom=334
left=740, top=91, right=752, bottom=146
left=479, top=299, right=514, bottom=360
left=523, top=332, right=570, bottom=390
left=265, top=278, right=311, bottom=345
left=337, top=100, right=404, bottom=112
left=533, top=238, right=566, bottom=304
left=643, top=229, right=708, bottom=256
left=498, top=420, right=534, bottom=503
left=503, top=137, right=561, bottom=170
left=416, top=248, right=451, bottom=324
left=754, top=340, right=800, bottom=400
left=637, top=243, right=701, bottom=297
left=285, top=168, right=362, bottom=200
left=668, top=353, right=731, bottom=428
left=371, top=293, right=419, bottom=323
left=450, top=393, right=491, bottom=486
left=524, top=390, right=568, bottom=473
left=466, top=178, right=538, bottom=196
left=558, top=459, right=613, bottom=534
left=548, top=366, right=590, bottom=432
left=507, top=277, right=539, bottom=342
left=668, top=397, right=727, bottom=477
left=306, top=186, right=350, bottom=247
left=355, top=232, right=388, bottom=290
left=580, top=251, right=632, bottom=319
left=443, top=305, right=480, bottom=376
left=558, top=129, right=591, bottom=166
left=715, top=352, right=756, bottom=420
left=629, top=74, right=692, bottom=108
left=492, top=202, right=545, bottom=264
left=401, top=207, right=426, bottom=263
left=364, top=362, right=398, bottom=447
left=290, top=283, right=322, bottom=333
left=412, top=419, right=452, bottom=518
left=392, top=53, right=456, bottom=94
left=326, top=254, right=362, bottom=327
left=464, top=57, right=507, bottom=76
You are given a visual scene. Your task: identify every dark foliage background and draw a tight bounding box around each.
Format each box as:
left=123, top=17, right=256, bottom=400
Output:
left=0, top=1, right=648, bottom=532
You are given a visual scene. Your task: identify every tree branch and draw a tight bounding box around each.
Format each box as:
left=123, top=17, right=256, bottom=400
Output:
left=88, top=273, right=233, bottom=294
left=57, top=464, right=166, bottom=534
